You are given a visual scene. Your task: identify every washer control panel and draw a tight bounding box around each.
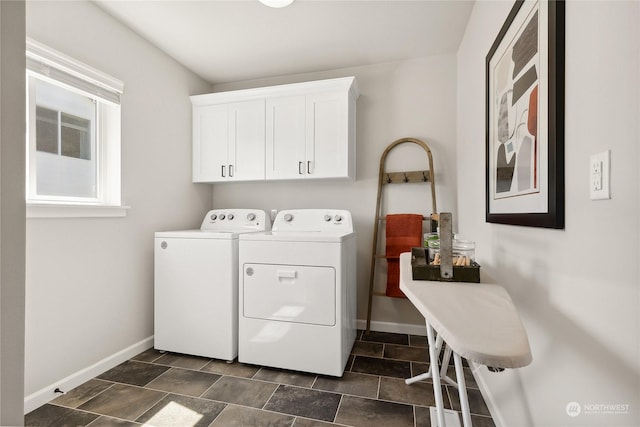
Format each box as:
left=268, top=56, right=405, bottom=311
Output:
left=272, top=209, right=353, bottom=233
left=200, top=209, right=270, bottom=231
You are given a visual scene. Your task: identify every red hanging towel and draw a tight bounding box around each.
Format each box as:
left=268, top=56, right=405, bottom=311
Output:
left=385, top=214, right=423, bottom=298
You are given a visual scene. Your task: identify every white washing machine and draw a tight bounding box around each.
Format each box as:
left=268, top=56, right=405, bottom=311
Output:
left=238, top=209, right=357, bottom=376
left=154, top=209, right=270, bottom=361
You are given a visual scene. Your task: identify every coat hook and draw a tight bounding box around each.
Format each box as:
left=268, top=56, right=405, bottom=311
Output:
left=403, top=173, right=409, bottom=183
left=386, top=173, right=392, bottom=183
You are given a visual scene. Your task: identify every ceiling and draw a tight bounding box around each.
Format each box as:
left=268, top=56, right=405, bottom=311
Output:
left=94, top=0, right=475, bottom=85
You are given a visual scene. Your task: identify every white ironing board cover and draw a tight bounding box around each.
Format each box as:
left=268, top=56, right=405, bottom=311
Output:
left=399, top=252, right=532, bottom=368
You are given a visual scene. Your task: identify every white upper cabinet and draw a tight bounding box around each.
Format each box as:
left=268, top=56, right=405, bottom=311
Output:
left=229, top=100, right=266, bottom=181
left=192, top=99, right=265, bottom=182
left=265, top=95, right=306, bottom=180
left=191, top=76, right=358, bottom=183
left=304, top=91, right=351, bottom=179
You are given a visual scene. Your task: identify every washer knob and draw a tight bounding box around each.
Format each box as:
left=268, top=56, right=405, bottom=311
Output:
left=219, top=213, right=226, bottom=220
left=324, top=215, right=332, bottom=222
left=283, top=213, right=293, bottom=222
left=335, top=215, right=343, bottom=222
left=247, top=213, right=256, bottom=221
left=227, top=213, right=234, bottom=220
left=210, top=214, right=217, bottom=221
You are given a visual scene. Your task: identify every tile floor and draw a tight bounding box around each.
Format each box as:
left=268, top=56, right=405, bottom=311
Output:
left=26, top=330, right=496, bottom=427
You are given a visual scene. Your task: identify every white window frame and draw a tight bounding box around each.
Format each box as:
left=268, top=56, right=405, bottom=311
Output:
left=26, top=38, right=128, bottom=218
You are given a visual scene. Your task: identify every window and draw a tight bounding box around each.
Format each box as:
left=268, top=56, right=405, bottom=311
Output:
left=26, top=39, right=126, bottom=217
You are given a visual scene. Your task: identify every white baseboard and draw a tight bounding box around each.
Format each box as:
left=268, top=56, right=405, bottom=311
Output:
left=24, top=336, right=154, bottom=414
left=356, top=319, right=426, bottom=336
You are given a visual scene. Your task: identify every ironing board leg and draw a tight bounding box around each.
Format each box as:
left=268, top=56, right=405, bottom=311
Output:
left=453, top=352, right=472, bottom=427
left=426, top=321, right=446, bottom=427
left=405, top=333, right=444, bottom=385
left=440, top=344, right=452, bottom=379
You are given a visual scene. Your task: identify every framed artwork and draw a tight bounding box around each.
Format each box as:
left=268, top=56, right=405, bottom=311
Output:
left=485, top=0, right=565, bottom=228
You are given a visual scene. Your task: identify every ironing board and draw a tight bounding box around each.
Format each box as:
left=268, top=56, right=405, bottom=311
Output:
left=399, top=252, right=532, bottom=427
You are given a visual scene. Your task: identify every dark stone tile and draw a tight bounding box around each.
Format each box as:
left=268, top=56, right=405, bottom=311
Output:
left=351, top=340, right=383, bottom=358
left=448, top=386, right=491, bottom=416
left=97, top=361, right=170, bottom=387
left=351, top=355, right=411, bottom=379
left=335, top=395, right=414, bottom=427
left=79, top=383, right=166, bottom=421
left=253, top=367, right=316, bottom=387
left=293, top=418, right=335, bottom=427
left=345, top=354, right=355, bottom=372
left=136, top=393, right=226, bottom=427
left=264, top=385, right=341, bottom=422
left=414, top=406, right=432, bottom=427
left=201, top=376, right=277, bottom=408
left=410, top=361, right=431, bottom=378
left=88, top=416, right=141, bottom=426
left=210, top=404, right=294, bottom=427
left=25, top=404, right=99, bottom=427
left=131, top=348, right=164, bottom=363
left=313, top=372, right=379, bottom=398
left=153, top=352, right=211, bottom=370
left=472, top=414, right=497, bottom=427
left=384, top=344, right=429, bottom=363
left=409, top=335, right=427, bottom=348
left=146, top=367, right=221, bottom=397
left=439, top=350, right=469, bottom=367
left=379, top=377, right=450, bottom=408
left=360, top=331, right=409, bottom=346
left=53, top=379, right=113, bottom=408
left=445, top=365, right=479, bottom=389
left=200, top=359, right=261, bottom=378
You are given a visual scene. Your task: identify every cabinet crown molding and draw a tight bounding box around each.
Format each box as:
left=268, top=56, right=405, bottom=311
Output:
left=191, top=76, right=358, bottom=105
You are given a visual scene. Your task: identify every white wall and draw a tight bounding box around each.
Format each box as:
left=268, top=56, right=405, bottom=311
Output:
left=209, top=56, right=459, bottom=330
left=25, top=0, right=212, bottom=410
left=457, top=1, right=640, bottom=426
left=0, top=1, right=26, bottom=424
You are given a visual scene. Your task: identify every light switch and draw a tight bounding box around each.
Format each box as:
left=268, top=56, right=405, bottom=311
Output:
left=590, top=150, right=610, bottom=200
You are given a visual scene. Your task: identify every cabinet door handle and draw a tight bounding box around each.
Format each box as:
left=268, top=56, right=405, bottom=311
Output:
left=221, top=165, right=226, bottom=177
left=307, top=161, right=312, bottom=174
left=229, top=164, right=234, bottom=177
left=298, top=161, right=303, bottom=175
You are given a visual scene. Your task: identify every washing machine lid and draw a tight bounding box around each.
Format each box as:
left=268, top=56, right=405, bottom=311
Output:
left=239, top=230, right=355, bottom=243
left=155, top=229, right=243, bottom=239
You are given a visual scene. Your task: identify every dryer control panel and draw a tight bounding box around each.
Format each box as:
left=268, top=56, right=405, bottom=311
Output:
left=272, top=209, right=353, bottom=233
left=200, top=209, right=270, bottom=232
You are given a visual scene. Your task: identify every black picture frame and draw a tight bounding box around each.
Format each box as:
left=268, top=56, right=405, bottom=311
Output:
left=485, top=0, right=565, bottom=229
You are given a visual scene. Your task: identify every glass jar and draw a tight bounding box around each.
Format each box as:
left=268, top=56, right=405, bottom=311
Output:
left=427, top=239, right=440, bottom=263
left=428, top=239, right=475, bottom=266
left=423, top=232, right=438, bottom=248
left=452, top=239, right=475, bottom=266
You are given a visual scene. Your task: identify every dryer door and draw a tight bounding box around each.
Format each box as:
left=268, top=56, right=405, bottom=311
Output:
left=243, top=263, right=336, bottom=326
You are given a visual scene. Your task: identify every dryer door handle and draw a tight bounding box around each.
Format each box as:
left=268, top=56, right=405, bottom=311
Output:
left=277, top=269, right=297, bottom=279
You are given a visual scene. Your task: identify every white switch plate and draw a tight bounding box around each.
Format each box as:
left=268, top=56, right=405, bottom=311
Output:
left=590, top=150, right=610, bottom=200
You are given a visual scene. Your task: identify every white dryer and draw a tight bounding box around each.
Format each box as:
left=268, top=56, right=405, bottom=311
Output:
left=154, top=209, right=270, bottom=361
left=238, top=209, right=357, bottom=376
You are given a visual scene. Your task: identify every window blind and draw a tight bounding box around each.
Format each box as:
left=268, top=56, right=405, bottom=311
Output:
left=26, top=38, right=123, bottom=105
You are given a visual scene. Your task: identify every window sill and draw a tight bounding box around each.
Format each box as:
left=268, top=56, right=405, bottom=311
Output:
left=27, top=203, right=130, bottom=219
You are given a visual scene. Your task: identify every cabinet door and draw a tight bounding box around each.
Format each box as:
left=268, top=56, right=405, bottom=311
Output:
left=193, top=104, right=229, bottom=182
left=266, top=96, right=306, bottom=180
left=305, top=92, right=349, bottom=179
left=228, top=100, right=265, bottom=181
